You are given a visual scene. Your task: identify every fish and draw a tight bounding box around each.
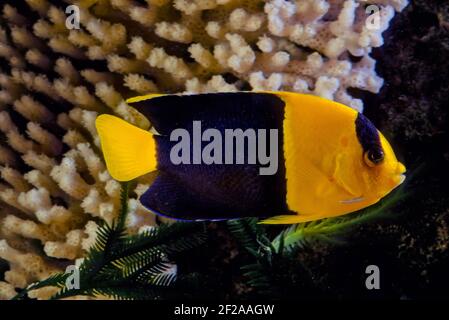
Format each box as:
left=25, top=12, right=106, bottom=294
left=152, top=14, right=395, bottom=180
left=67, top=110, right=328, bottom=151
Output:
left=95, top=91, right=406, bottom=224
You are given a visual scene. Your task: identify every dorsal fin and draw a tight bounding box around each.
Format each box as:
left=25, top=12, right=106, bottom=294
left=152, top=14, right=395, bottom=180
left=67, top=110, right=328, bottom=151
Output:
left=125, top=92, right=286, bottom=135
left=126, top=93, right=166, bottom=104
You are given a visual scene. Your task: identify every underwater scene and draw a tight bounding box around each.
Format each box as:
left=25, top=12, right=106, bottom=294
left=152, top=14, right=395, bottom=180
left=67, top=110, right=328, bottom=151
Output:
left=0, top=0, right=448, bottom=305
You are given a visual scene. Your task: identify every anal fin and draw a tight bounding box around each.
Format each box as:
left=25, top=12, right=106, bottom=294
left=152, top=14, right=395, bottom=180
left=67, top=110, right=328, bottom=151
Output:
left=259, top=214, right=324, bottom=224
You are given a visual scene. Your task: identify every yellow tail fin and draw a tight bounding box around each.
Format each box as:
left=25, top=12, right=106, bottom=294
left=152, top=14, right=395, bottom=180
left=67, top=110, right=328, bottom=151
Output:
left=95, top=114, right=157, bottom=181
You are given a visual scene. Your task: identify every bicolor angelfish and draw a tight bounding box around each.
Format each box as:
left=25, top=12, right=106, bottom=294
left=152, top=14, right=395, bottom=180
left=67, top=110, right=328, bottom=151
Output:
left=95, top=92, right=406, bottom=224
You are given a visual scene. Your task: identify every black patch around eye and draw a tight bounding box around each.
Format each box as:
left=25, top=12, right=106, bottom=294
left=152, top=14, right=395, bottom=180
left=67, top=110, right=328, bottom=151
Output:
left=355, top=113, right=383, bottom=157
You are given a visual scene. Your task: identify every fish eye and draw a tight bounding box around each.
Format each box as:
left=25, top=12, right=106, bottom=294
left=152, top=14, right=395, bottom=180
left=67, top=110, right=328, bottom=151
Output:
left=364, top=149, right=384, bottom=167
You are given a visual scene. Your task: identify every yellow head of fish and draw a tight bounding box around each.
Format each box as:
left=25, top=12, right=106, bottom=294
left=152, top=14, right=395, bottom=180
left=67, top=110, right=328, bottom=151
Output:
left=267, top=92, right=406, bottom=223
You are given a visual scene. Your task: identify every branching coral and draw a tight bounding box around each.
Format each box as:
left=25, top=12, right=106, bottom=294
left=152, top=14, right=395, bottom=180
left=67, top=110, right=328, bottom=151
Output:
left=0, top=0, right=407, bottom=299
